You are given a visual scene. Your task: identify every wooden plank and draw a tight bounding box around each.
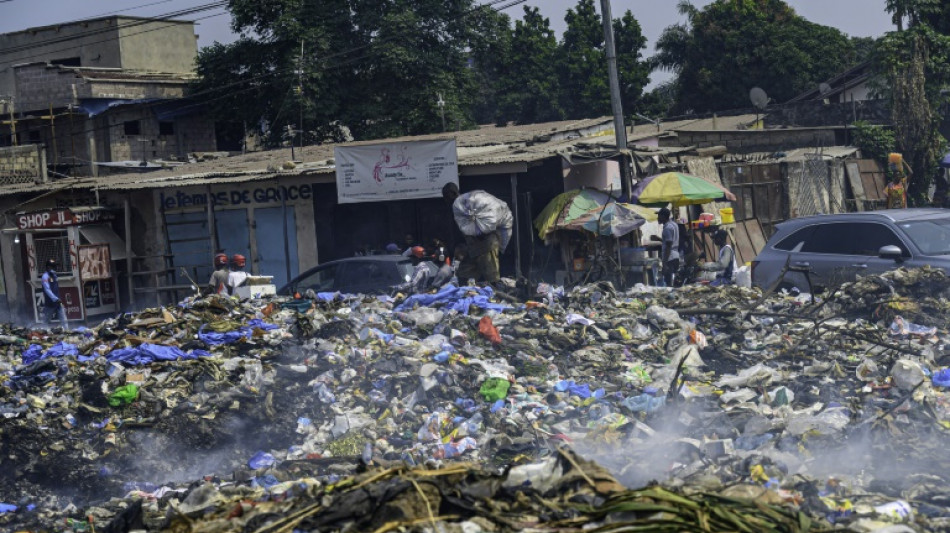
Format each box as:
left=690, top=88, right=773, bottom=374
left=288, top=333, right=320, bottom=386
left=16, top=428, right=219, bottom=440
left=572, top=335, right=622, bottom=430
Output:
left=746, top=218, right=769, bottom=255
left=846, top=162, right=866, bottom=211
left=730, top=223, right=754, bottom=266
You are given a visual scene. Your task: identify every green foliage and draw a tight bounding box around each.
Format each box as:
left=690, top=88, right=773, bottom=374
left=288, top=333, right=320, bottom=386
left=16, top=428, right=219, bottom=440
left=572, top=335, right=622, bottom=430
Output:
left=654, top=0, right=858, bottom=114
left=851, top=121, right=896, bottom=164
left=558, top=0, right=609, bottom=119
left=196, top=0, right=652, bottom=144
left=876, top=1, right=950, bottom=201
left=495, top=7, right=563, bottom=125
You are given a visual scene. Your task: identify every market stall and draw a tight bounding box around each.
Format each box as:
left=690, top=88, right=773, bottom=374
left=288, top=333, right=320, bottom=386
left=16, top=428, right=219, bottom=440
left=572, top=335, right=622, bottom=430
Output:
left=534, top=189, right=654, bottom=287
left=12, top=207, right=126, bottom=323
left=632, top=172, right=737, bottom=283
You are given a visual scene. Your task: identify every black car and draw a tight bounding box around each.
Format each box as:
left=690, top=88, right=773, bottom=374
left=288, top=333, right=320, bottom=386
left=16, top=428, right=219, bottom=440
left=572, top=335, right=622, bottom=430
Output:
left=278, top=255, right=426, bottom=295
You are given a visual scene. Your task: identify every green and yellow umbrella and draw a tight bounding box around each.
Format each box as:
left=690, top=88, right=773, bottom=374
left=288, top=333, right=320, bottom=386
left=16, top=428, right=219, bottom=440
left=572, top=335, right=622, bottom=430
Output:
left=631, top=172, right=736, bottom=207
left=534, top=189, right=655, bottom=240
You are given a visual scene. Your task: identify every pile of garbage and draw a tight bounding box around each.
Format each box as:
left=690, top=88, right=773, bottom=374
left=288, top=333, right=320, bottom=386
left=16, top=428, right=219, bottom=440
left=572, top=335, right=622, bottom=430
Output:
left=1, top=268, right=949, bottom=532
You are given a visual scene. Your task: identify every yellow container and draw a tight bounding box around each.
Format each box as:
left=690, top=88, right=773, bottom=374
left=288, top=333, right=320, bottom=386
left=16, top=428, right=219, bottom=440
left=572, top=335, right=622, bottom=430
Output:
left=719, top=207, right=735, bottom=224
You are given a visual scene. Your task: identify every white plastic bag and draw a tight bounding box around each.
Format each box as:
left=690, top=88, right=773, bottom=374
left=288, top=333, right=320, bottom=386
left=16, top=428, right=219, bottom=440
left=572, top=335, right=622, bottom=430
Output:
left=735, top=265, right=752, bottom=288
left=453, top=190, right=514, bottom=251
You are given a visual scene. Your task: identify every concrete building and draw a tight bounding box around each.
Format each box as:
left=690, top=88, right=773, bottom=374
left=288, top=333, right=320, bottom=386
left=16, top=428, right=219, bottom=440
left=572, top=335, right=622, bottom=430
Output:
left=0, top=117, right=623, bottom=323
left=0, top=16, right=215, bottom=177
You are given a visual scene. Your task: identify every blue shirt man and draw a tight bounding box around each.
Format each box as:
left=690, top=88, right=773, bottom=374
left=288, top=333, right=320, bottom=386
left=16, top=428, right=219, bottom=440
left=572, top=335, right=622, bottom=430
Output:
left=41, top=258, right=68, bottom=328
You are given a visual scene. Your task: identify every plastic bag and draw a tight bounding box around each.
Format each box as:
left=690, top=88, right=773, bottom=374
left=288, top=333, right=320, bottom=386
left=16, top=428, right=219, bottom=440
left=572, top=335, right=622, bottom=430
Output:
left=453, top=190, right=514, bottom=251
left=478, top=316, right=502, bottom=345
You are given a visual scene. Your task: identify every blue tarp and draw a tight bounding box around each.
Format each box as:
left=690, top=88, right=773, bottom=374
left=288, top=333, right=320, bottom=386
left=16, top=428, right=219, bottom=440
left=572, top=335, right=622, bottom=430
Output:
left=21, top=342, right=89, bottom=365
left=395, top=284, right=511, bottom=314
left=199, top=326, right=252, bottom=346
left=106, top=344, right=212, bottom=366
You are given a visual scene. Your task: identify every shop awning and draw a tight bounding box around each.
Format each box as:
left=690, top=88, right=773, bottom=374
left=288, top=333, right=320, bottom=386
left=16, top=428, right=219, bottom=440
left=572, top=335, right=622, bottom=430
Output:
left=79, top=225, right=131, bottom=261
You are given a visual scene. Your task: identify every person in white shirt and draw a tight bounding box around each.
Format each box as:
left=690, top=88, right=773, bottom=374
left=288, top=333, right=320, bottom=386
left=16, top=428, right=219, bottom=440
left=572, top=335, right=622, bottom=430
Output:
left=227, top=254, right=249, bottom=292
left=702, top=229, right=736, bottom=286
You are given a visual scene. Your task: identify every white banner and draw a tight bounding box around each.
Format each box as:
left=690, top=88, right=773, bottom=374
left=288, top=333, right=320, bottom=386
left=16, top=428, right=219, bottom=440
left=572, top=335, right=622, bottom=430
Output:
left=335, top=140, right=458, bottom=204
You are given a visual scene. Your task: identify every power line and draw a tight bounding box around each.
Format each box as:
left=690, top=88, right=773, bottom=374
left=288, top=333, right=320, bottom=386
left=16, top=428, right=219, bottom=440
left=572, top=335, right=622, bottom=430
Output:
left=1, top=8, right=227, bottom=68
left=7, top=0, right=528, bottom=150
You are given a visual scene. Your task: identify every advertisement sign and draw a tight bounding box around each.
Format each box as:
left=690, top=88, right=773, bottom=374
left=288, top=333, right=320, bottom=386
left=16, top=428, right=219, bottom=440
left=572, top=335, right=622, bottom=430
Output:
left=16, top=208, right=114, bottom=230
left=34, top=286, right=83, bottom=321
left=83, top=281, right=101, bottom=309
left=335, top=140, right=458, bottom=204
left=79, top=244, right=111, bottom=281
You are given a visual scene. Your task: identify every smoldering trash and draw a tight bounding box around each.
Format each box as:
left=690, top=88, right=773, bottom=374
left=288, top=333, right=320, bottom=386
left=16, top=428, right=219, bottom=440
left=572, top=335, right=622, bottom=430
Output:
left=2, top=268, right=950, bottom=532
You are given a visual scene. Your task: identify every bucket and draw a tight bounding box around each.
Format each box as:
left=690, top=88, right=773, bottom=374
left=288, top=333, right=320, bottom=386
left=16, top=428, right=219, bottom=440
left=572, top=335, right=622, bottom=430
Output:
left=719, top=207, right=735, bottom=224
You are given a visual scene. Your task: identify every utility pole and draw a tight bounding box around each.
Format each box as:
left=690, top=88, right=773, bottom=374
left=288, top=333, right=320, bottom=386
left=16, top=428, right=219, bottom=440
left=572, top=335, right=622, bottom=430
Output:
left=437, top=93, right=446, bottom=132
left=296, top=40, right=304, bottom=161
left=599, top=0, right=630, bottom=195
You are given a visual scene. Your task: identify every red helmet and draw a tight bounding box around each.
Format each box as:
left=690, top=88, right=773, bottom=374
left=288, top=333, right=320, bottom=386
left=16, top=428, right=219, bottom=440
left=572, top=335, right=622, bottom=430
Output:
left=231, top=254, right=246, bottom=268
left=411, top=246, right=425, bottom=258
left=214, top=253, right=228, bottom=268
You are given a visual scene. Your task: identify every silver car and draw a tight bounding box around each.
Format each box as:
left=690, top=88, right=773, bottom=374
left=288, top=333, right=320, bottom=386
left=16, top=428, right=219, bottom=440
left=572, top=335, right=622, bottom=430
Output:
left=751, top=208, right=950, bottom=291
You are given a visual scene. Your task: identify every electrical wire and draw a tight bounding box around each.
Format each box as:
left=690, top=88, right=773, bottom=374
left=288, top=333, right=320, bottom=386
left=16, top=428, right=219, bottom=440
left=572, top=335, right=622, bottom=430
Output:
left=8, top=0, right=529, bottom=148
left=0, top=2, right=227, bottom=59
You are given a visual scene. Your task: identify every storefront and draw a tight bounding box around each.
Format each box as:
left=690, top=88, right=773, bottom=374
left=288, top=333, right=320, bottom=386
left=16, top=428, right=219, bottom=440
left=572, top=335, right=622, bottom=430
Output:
left=13, top=207, right=124, bottom=322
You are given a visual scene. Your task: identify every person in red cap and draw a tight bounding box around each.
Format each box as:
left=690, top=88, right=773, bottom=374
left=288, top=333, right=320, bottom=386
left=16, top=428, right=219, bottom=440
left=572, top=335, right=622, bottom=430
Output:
left=228, top=254, right=249, bottom=292
left=207, top=253, right=230, bottom=295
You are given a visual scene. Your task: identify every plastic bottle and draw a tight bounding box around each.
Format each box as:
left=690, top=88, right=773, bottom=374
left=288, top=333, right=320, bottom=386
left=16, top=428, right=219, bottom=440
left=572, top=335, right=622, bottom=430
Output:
left=458, top=412, right=483, bottom=436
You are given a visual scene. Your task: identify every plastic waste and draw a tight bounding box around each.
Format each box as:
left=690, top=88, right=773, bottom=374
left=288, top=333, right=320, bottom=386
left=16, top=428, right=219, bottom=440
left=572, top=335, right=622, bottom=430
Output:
left=891, top=359, right=926, bottom=391
left=248, top=451, right=276, bottom=470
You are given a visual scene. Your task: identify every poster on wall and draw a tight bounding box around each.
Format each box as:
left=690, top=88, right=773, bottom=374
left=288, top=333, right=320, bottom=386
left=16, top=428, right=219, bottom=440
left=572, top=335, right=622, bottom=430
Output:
left=334, top=140, right=458, bottom=204
left=33, top=286, right=83, bottom=322
left=78, top=244, right=111, bottom=281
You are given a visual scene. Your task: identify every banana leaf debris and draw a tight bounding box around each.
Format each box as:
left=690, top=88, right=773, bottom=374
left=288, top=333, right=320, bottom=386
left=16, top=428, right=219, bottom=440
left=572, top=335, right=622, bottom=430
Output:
left=1, top=268, right=949, bottom=532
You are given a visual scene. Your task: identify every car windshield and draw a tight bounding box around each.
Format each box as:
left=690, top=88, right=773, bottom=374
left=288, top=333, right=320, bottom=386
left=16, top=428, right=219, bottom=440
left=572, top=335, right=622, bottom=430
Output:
left=898, top=218, right=950, bottom=255
left=395, top=260, right=414, bottom=282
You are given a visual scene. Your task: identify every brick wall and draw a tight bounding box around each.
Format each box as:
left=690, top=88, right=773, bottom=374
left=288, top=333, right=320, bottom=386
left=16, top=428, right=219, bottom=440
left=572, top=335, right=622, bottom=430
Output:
left=0, top=144, right=47, bottom=184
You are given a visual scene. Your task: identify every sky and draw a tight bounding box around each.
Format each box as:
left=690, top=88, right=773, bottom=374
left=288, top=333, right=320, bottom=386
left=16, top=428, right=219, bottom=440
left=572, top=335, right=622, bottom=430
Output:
left=1, top=0, right=896, bottom=87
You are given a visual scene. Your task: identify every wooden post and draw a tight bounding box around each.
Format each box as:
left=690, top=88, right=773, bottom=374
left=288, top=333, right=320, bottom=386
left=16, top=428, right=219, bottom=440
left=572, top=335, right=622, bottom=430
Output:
left=124, top=195, right=136, bottom=310
left=49, top=103, right=58, bottom=167
left=510, top=173, right=521, bottom=280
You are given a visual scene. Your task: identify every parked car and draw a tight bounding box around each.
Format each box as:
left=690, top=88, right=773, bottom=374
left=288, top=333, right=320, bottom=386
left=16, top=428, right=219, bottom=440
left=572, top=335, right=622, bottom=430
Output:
left=751, top=208, right=950, bottom=291
left=278, top=255, right=418, bottom=296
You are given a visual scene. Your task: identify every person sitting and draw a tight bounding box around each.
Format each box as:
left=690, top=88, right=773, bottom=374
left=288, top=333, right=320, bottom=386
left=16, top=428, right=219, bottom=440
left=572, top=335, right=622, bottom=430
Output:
left=701, top=230, right=737, bottom=286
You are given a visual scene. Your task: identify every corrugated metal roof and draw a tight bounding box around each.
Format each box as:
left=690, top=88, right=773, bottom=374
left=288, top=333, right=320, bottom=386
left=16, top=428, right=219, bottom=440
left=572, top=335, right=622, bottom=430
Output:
left=0, top=117, right=615, bottom=198
left=720, top=146, right=858, bottom=164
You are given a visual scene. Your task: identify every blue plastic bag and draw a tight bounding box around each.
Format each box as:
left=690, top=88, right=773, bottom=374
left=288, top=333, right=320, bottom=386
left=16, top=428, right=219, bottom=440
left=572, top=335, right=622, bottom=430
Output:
left=248, top=451, right=276, bottom=470
left=933, top=368, right=950, bottom=388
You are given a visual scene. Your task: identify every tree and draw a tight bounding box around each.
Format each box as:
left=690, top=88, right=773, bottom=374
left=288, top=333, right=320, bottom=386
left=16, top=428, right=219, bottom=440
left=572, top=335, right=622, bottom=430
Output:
left=556, top=0, right=650, bottom=121
left=495, top=7, right=563, bottom=125
left=876, top=2, right=950, bottom=202
left=193, top=0, right=507, bottom=144
left=613, top=10, right=651, bottom=119
left=558, top=0, right=609, bottom=119
left=654, top=0, right=857, bottom=114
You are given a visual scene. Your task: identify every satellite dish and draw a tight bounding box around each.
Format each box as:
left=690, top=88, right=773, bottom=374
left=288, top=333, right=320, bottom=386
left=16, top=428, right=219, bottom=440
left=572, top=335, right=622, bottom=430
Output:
left=750, top=87, right=769, bottom=110
left=819, top=83, right=832, bottom=96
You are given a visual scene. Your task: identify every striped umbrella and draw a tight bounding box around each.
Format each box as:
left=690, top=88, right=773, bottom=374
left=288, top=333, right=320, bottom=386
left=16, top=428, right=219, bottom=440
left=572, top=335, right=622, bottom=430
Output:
left=632, top=172, right=736, bottom=207
left=534, top=189, right=654, bottom=240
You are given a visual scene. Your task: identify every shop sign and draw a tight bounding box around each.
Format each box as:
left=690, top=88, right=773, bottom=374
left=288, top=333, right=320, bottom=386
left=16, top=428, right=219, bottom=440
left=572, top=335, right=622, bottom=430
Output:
left=79, top=244, right=112, bottom=281
left=160, top=184, right=314, bottom=210
left=34, top=286, right=83, bottom=321
left=335, top=139, right=458, bottom=204
left=16, top=209, right=114, bottom=230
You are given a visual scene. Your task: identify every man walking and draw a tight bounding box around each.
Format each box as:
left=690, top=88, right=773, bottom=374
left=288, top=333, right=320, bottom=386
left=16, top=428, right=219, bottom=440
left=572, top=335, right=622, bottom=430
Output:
left=441, top=182, right=512, bottom=284
left=41, top=258, right=67, bottom=328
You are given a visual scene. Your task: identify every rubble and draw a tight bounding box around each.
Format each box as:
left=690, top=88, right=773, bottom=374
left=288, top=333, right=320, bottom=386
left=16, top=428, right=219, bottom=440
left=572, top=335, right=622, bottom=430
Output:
left=1, top=267, right=950, bottom=532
